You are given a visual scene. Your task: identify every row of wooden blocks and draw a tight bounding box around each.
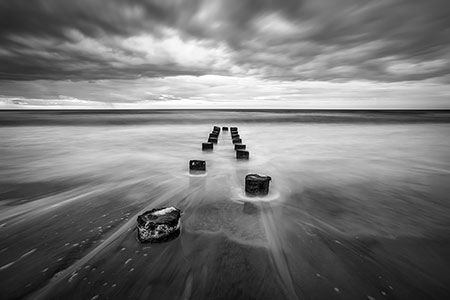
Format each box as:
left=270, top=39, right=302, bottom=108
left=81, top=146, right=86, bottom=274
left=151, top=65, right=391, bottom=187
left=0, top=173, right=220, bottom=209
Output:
left=201, top=126, right=249, bottom=160
left=190, top=126, right=271, bottom=197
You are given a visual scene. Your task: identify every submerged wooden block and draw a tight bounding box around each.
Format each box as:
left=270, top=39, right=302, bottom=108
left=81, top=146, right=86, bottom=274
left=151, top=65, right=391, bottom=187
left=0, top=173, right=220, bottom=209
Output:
left=245, top=174, right=271, bottom=196
left=234, top=144, right=246, bottom=150
left=202, top=142, right=213, bottom=151
left=136, top=207, right=181, bottom=243
left=236, top=149, right=249, bottom=159
left=189, top=160, right=206, bottom=172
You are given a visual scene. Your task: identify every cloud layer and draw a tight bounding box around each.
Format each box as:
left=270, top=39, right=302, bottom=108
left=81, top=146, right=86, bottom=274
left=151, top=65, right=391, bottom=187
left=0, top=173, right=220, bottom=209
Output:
left=0, top=0, right=449, bottom=108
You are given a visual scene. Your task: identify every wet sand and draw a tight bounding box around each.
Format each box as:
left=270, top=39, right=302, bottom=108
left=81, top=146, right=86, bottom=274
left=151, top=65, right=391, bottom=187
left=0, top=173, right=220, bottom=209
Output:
left=1, top=189, right=449, bottom=300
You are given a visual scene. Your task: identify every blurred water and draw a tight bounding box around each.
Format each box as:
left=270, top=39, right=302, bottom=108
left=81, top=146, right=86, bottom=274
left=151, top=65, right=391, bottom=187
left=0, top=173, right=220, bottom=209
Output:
left=0, top=110, right=450, bottom=299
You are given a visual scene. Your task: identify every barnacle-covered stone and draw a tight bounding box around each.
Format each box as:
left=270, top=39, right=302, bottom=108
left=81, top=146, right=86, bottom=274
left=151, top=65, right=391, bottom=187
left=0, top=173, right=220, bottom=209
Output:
left=136, top=207, right=182, bottom=243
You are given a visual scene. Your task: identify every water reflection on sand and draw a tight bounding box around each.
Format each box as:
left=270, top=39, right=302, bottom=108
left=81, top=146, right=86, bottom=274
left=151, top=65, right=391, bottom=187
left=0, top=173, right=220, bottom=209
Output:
left=1, top=120, right=450, bottom=300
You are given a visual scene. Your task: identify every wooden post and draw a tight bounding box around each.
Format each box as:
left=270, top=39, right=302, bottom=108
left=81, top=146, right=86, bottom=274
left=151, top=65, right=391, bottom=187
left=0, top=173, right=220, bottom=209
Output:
left=236, top=150, right=249, bottom=159
left=189, top=160, right=206, bottom=172
left=202, top=142, right=213, bottom=151
left=245, top=174, right=271, bottom=196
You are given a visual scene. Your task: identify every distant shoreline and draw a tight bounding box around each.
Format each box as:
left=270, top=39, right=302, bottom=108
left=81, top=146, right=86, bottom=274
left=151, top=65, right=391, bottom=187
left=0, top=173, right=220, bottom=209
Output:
left=1, top=109, right=450, bottom=113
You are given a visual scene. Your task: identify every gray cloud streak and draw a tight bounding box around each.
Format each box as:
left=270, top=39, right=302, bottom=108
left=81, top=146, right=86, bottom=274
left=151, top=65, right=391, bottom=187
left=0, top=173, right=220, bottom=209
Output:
left=0, top=0, right=449, bottom=82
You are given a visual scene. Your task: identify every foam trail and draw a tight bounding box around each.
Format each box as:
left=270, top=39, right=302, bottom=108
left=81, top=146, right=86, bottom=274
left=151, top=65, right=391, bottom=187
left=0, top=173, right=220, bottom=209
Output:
left=260, top=204, right=301, bottom=300
left=0, top=248, right=37, bottom=271
left=0, top=189, right=98, bottom=223
left=27, top=186, right=188, bottom=300
left=278, top=202, right=349, bottom=236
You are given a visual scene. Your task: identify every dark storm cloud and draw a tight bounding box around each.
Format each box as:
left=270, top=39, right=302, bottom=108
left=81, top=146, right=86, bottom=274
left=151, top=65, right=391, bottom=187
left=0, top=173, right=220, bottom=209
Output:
left=222, top=0, right=450, bottom=81
left=0, top=0, right=166, bottom=39
left=0, top=0, right=449, bottom=82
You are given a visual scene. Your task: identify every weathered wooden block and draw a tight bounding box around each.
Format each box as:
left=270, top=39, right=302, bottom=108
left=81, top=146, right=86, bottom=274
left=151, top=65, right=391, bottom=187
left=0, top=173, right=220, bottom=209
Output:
left=232, top=138, right=242, bottom=144
left=189, top=160, right=206, bottom=172
left=234, top=144, right=246, bottom=150
left=213, top=126, right=221, bottom=132
left=245, top=174, right=271, bottom=196
left=208, top=137, right=218, bottom=144
left=136, top=207, right=181, bottom=243
left=236, top=149, right=249, bottom=159
left=222, top=127, right=228, bottom=131
left=202, top=142, right=213, bottom=150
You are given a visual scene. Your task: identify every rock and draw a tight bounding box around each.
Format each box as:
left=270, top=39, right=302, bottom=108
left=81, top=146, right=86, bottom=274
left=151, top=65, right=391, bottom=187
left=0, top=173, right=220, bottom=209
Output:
left=202, top=142, right=213, bottom=151
left=245, top=174, right=271, bottom=196
left=234, top=144, right=246, bottom=150
left=136, top=207, right=182, bottom=243
left=189, top=160, right=206, bottom=172
left=236, top=149, right=249, bottom=159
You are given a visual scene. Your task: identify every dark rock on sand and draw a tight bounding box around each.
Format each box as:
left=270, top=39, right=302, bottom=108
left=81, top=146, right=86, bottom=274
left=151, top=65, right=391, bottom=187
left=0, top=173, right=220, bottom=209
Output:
left=136, top=207, right=182, bottom=243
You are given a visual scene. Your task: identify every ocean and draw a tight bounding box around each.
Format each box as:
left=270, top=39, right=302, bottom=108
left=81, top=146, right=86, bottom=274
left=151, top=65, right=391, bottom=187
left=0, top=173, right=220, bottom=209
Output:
left=1, top=110, right=450, bottom=299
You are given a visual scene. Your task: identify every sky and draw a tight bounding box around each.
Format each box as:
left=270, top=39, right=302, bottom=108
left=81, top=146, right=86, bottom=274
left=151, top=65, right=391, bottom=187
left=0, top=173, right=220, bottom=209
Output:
left=0, top=0, right=449, bottom=109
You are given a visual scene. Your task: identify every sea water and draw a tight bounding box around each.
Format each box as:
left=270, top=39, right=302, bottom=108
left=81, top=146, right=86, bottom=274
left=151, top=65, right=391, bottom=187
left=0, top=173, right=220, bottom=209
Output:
left=0, top=110, right=449, bottom=299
